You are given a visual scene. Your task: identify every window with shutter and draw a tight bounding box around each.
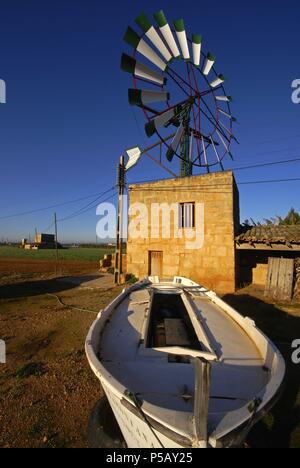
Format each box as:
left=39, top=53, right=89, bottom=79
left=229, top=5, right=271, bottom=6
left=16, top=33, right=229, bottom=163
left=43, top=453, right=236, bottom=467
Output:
left=178, top=202, right=195, bottom=229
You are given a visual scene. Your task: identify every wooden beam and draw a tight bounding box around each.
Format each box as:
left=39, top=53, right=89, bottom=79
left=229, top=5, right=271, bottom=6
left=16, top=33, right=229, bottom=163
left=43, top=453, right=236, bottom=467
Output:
left=193, top=357, right=211, bottom=448
left=235, top=243, right=300, bottom=252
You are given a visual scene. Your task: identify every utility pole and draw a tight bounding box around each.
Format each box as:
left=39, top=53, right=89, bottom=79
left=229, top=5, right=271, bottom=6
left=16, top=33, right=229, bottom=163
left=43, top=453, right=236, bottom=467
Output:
left=114, top=155, right=125, bottom=284
left=54, top=213, right=59, bottom=275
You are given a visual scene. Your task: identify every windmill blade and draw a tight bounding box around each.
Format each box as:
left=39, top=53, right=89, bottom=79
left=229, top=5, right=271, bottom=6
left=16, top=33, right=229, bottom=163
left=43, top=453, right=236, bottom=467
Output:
left=145, top=106, right=182, bottom=137
left=210, top=74, right=225, bottom=88
left=215, top=95, right=232, bottom=102
left=124, top=27, right=167, bottom=71
left=135, top=12, right=172, bottom=62
left=203, top=53, right=216, bottom=76
left=166, top=124, right=185, bottom=161
left=218, top=108, right=237, bottom=121
left=192, top=35, right=202, bottom=67
left=218, top=120, right=239, bottom=144
left=174, top=19, right=190, bottom=60
left=121, top=53, right=165, bottom=85
left=125, top=147, right=142, bottom=171
left=216, top=129, right=230, bottom=153
left=219, top=121, right=239, bottom=144
left=128, top=89, right=170, bottom=106
left=201, top=136, right=209, bottom=167
left=210, top=136, right=224, bottom=171
left=154, top=10, right=180, bottom=58
left=219, top=120, right=233, bottom=135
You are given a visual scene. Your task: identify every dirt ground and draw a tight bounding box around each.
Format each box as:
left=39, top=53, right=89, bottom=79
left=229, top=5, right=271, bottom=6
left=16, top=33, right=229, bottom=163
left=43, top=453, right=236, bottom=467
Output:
left=0, top=257, right=99, bottom=278
left=0, top=259, right=122, bottom=448
left=0, top=259, right=299, bottom=448
left=223, top=286, right=300, bottom=448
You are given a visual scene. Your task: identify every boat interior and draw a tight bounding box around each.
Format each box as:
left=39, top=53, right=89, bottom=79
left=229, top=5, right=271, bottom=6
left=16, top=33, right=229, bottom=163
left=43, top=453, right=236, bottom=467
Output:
left=98, top=278, right=275, bottom=440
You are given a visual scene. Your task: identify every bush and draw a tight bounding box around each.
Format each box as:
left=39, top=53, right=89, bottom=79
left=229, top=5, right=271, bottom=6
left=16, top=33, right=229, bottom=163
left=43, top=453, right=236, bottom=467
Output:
left=126, top=274, right=138, bottom=285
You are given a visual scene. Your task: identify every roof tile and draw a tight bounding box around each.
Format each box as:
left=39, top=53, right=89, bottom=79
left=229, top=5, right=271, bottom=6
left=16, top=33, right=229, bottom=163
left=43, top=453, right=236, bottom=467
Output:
left=236, top=225, right=300, bottom=244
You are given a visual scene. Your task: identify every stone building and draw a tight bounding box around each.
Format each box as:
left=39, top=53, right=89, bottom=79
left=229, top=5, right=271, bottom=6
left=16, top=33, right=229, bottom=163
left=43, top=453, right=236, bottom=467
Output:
left=126, top=171, right=240, bottom=294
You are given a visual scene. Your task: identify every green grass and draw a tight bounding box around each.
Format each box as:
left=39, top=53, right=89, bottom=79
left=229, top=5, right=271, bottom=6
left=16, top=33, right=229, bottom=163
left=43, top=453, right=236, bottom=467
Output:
left=0, top=246, right=112, bottom=262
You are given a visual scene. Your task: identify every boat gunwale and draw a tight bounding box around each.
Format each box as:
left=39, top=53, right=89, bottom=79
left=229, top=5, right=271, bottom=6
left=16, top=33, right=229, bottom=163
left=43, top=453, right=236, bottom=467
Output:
left=85, top=276, right=286, bottom=446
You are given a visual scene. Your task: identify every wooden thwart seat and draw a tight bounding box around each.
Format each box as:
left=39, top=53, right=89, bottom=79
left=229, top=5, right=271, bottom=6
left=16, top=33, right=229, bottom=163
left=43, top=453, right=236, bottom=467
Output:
left=164, top=318, right=190, bottom=346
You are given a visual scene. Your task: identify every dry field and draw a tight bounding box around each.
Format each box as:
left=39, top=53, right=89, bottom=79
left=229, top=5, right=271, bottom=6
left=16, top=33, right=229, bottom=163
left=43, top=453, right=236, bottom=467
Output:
left=0, top=258, right=299, bottom=448
left=0, top=258, right=122, bottom=448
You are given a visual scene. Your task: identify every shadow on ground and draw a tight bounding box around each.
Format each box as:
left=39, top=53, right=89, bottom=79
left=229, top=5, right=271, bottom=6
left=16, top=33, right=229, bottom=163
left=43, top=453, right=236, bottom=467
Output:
left=0, top=274, right=103, bottom=300
left=223, top=293, right=300, bottom=448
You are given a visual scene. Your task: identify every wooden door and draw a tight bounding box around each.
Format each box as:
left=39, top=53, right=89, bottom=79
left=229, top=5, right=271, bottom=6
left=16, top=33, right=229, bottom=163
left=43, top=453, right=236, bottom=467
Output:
left=265, top=258, right=294, bottom=301
left=149, top=251, right=163, bottom=277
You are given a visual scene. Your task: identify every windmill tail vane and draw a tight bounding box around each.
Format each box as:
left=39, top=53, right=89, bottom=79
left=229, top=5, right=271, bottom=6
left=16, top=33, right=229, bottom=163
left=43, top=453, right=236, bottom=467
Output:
left=121, top=9, right=238, bottom=176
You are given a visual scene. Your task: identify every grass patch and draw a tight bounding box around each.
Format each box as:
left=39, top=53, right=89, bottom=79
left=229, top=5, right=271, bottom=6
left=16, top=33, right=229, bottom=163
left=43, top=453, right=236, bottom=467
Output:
left=0, top=246, right=112, bottom=262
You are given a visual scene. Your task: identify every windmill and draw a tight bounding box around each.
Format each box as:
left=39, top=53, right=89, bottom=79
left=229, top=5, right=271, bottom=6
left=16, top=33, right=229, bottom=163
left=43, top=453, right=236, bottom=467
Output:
left=121, top=10, right=238, bottom=177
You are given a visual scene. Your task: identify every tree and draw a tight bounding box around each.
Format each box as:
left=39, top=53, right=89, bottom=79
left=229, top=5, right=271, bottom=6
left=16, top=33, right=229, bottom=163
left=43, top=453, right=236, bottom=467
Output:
left=279, top=207, right=300, bottom=225
left=264, top=208, right=300, bottom=226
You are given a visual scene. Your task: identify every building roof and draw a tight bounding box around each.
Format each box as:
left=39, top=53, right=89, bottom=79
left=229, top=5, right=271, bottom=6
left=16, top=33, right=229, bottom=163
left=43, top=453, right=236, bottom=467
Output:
left=236, top=225, right=300, bottom=246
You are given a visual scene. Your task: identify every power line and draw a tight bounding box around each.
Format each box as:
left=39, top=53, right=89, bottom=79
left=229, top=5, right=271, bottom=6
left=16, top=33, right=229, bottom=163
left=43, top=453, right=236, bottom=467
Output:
left=0, top=188, right=116, bottom=220
left=42, top=221, right=55, bottom=233
left=1, top=152, right=299, bottom=223
left=58, top=191, right=117, bottom=223
left=128, top=177, right=300, bottom=190
left=130, top=113, right=300, bottom=173
left=241, top=145, right=300, bottom=159
left=39, top=188, right=116, bottom=232
left=130, top=94, right=300, bottom=164
left=238, top=177, right=300, bottom=185
left=230, top=156, right=300, bottom=171
left=30, top=191, right=117, bottom=240
left=128, top=155, right=300, bottom=186
left=27, top=187, right=116, bottom=234
left=58, top=187, right=115, bottom=222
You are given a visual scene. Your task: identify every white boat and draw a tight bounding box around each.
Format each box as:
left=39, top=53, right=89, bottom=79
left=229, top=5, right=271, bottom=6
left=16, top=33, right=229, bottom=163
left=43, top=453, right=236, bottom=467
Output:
left=85, top=276, right=285, bottom=448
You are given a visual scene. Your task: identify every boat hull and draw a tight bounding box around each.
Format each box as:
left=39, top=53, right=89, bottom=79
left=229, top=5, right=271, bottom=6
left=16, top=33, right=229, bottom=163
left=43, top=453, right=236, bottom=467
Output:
left=86, top=277, right=286, bottom=448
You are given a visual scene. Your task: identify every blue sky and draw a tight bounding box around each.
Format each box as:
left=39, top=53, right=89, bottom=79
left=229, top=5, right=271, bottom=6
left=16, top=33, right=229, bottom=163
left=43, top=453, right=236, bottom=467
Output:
left=0, top=0, right=299, bottom=242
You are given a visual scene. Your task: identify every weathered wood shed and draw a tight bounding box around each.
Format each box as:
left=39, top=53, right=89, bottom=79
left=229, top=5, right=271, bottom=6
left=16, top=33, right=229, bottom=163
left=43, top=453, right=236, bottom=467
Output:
left=236, top=225, right=300, bottom=298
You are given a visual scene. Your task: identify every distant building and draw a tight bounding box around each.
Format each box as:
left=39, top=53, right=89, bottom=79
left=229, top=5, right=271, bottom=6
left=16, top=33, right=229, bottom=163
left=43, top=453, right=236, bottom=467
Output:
left=34, top=233, right=55, bottom=245
left=21, top=233, right=59, bottom=250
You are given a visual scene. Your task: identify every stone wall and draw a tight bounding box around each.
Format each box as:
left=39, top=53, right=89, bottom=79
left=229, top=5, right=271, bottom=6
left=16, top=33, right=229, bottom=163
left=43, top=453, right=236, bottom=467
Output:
left=126, top=172, right=239, bottom=294
left=252, top=263, right=269, bottom=285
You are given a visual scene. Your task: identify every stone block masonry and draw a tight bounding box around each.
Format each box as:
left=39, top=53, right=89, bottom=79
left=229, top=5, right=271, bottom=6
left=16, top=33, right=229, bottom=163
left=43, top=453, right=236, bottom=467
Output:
left=127, top=171, right=240, bottom=295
